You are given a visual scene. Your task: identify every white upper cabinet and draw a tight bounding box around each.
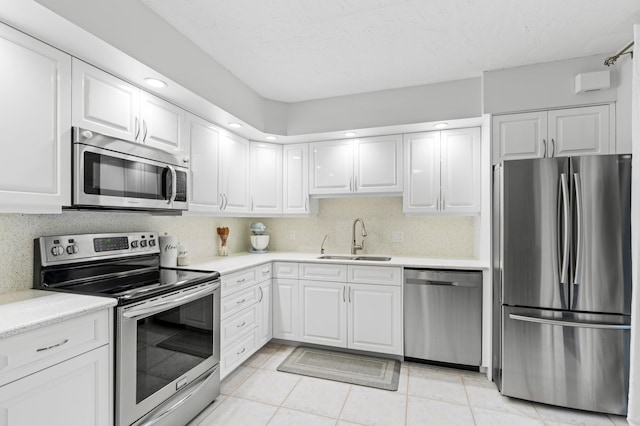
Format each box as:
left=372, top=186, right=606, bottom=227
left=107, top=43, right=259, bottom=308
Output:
left=250, top=142, right=282, bottom=215
left=492, top=105, right=611, bottom=163
left=404, top=128, right=481, bottom=214
left=219, top=132, right=250, bottom=214
left=354, top=135, right=403, bottom=193
left=0, top=23, right=71, bottom=213
left=138, top=91, right=187, bottom=158
left=187, top=114, right=222, bottom=213
left=492, top=111, right=547, bottom=162
left=548, top=105, right=611, bottom=157
left=72, top=60, right=188, bottom=161
left=309, top=140, right=353, bottom=194
left=403, top=131, right=441, bottom=213
left=283, top=143, right=313, bottom=214
left=440, top=128, right=481, bottom=213
left=309, top=135, right=402, bottom=195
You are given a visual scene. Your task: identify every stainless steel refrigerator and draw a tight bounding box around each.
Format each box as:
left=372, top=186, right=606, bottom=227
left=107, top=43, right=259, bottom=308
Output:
left=492, top=154, right=632, bottom=415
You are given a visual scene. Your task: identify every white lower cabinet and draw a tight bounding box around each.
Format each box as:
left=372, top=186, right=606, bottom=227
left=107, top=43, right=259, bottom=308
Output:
left=0, top=345, right=110, bottom=426
left=219, top=263, right=272, bottom=379
left=299, top=280, right=348, bottom=347
left=295, top=263, right=403, bottom=356
left=0, top=309, right=112, bottom=426
left=348, top=283, right=402, bottom=354
left=273, top=278, right=299, bottom=340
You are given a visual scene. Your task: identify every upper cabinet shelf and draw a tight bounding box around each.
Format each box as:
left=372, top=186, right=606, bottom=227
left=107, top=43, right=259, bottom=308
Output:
left=492, top=105, right=612, bottom=164
left=309, top=135, right=403, bottom=196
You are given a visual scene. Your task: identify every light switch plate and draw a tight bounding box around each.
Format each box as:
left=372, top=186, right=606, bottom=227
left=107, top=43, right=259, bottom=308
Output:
left=289, top=230, right=296, bottom=240
left=392, top=231, right=404, bottom=243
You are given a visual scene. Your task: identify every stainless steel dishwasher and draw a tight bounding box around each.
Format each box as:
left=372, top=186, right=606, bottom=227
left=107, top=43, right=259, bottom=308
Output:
left=404, top=269, right=482, bottom=367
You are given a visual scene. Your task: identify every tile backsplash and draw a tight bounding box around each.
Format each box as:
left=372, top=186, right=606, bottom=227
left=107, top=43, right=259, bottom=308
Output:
left=0, top=212, right=252, bottom=294
left=258, top=197, right=477, bottom=258
left=0, top=197, right=477, bottom=294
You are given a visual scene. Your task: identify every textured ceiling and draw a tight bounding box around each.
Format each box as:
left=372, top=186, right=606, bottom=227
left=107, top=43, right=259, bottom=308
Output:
left=141, top=0, right=640, bottom=103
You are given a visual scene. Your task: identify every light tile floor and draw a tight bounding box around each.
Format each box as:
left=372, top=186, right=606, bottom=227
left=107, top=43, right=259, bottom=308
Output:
left=189, top=343, right=629, bottom=426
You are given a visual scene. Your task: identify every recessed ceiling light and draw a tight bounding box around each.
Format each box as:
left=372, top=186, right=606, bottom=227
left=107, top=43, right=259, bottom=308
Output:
left=265, top=135, right=277, bottom=141
left=434, top=122, right=449, bottom=129
left=144, top=78, right=167, bottom=88
left=344, top=132, right=356, bottom=137
left=228, top=122, right=243, bottom=129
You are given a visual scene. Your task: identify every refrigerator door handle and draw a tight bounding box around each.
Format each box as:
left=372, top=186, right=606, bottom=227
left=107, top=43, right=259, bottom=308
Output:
left=559, top=173, right=570, bottom=284
left=573, top=173, right=583, bottom=286
left=509, top=314, right=630, bottom=330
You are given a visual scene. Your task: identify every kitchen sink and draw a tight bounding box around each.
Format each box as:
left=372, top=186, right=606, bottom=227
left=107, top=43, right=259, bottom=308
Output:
left=317, top=255, right=391, bottom=261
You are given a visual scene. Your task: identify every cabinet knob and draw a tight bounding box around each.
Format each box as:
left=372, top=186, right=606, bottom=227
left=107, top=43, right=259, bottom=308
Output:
left=183, top=157, right=190, bottom=163
left=81, top=130, right=93, bottom=139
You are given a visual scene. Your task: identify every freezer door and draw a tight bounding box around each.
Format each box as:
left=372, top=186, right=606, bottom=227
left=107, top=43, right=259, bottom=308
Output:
left=502, top=306, right=630, bottom=415
left=502, top=158, right=569, bottom=309
left=570, top=155, right=632, bottom=314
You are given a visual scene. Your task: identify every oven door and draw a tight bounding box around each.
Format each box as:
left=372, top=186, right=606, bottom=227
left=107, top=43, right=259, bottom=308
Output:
left=74, top=143, right=188, bottom=211
left=116, top=281, right=220, bottom=426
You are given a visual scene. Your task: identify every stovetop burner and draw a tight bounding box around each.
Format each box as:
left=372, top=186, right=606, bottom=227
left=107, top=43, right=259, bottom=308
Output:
left=34, top=232, right=219, bottom=305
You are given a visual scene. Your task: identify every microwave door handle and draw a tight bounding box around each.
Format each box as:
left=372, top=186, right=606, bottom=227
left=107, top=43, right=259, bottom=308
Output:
left=166, top=165, right=177, bottom=204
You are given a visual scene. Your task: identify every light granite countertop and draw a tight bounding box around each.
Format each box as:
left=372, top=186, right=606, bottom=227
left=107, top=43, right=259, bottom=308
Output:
left=181, top=252, right=490, bottom=275
left=0, top=290, right=116, bottom=339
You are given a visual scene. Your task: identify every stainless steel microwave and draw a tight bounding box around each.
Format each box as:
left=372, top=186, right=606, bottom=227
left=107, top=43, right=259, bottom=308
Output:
left=72, top=127, right=188, bottom=212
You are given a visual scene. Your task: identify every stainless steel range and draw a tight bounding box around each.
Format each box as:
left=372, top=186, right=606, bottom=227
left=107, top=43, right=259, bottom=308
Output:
left=34, top=232, right=221, bottom=426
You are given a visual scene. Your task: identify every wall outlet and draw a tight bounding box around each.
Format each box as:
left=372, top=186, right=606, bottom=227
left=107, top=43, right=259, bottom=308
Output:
left=391, top=231, right=404, bottom=243
left=289, top=230, right=296, bottom=240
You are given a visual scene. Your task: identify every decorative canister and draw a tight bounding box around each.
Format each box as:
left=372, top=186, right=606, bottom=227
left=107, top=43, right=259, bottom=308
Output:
left=159, top=234, right=178, bottom=267
left=177, top=244, right=190, bottom=266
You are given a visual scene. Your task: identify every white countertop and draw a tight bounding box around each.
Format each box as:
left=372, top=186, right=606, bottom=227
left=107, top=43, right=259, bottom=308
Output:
left=181, top=252, right=489, bottom=275
left=0, top=290, right=116, bottom=339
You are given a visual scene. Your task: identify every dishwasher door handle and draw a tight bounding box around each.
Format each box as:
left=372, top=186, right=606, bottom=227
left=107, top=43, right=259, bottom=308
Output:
left=405, top=278, right=480, bottom=288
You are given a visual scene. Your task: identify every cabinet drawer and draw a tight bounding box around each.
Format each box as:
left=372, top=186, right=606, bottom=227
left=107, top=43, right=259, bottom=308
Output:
left=221, top=304, right=258, bottom=347
left=257, top=263, right=272, bottom=282
left=220, top=330, right=257, bottom=380
left=0, top=310, right=110, bottom=386
left=299, top=263, right=347, bottom=282
left=274, top=262, right=298, bottom=279
left=221, top=286, right=260, bottom=319
left=221, top=267, right=259, bottom=296
left=348, top=265, right=402, bottom=286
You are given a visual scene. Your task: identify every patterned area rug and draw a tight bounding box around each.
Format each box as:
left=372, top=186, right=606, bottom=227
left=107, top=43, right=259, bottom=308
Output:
left=277, top=346, right=400, bottom=391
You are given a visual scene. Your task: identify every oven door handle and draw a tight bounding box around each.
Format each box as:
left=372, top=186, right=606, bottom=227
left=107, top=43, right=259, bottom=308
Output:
left=122, top=285, right=215, bottom=319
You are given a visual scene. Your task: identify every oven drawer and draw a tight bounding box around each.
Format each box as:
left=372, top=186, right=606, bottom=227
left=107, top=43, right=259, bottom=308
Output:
left=221, top=286, right=261, bottom=319
left=0, top=310, right=110, bottom=386
left=221, top=304, right=259, bottom=347
left=220, top=330, right=257, bottom=379
left=221, top=267, right=259, bottom=296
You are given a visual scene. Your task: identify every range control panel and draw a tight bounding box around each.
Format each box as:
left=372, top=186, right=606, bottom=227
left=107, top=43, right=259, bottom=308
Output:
left=38, top=232, right=159, bottom=265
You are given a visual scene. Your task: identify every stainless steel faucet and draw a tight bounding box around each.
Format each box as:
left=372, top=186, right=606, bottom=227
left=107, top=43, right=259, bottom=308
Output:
left=320, top=234, right=329, bottom=254
left=351, top=218, right=368, bottom=255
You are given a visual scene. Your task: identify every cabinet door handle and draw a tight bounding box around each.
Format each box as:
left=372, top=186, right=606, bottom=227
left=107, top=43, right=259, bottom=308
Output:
left=223, top=194, right=228, bottom=210
left=134, top=117, right=140, bottom=140
left=237, top=347, right=246, bottom=355
left=550, top=138, right=555, bottom=157
left=542, top=139, right=547, bottom=157
left=348, top=286, right=352, bottom=303
left=304, top=197, right=308, bottom=212
left=142, top=120, right=148, bottom=142
left=236, top=298, right=246, bottom=304
left=349, top=177, right=353, bottom=192
left=354, top=176, right=358, bottom=192
left=36, top=338, right=69, bottom=352
left=251, top=198, right=254, bottom=211
left=236, top=278, right=246, bottom=284
left=237, top=321, right=246, bottom=328
left=259, top=286, right=264, bottom=302
left=219, top=193, right=224, bottom=210
left=342, top=286, right=346, bottom=302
